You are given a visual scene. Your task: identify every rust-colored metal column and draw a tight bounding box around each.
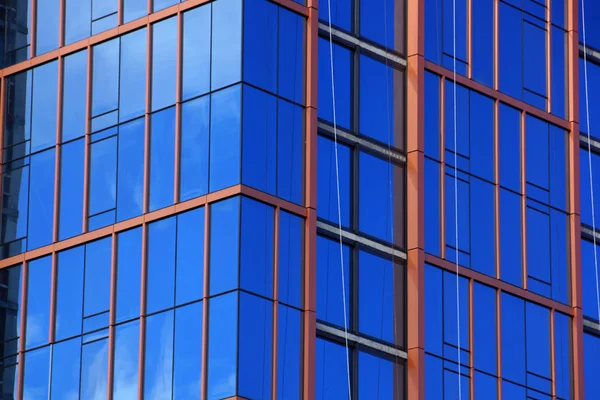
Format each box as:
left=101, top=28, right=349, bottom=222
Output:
left=406, top=0, right=425, bottom=398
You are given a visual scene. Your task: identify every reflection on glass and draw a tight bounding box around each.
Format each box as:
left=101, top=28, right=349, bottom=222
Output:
left=120, top=28, right=147, bottom=123
left=59, top=139, right=85, bottom=240
left=211, top=0, right=242, bottom=89
left=124, top=0, right=146, bottom=23
left=152, top=16, right=177, bottom=111
left=65, top=0, right=92, bottom=44
left=116, top=228, right=142, bottom=323
left=182, top=5, right=210, bottom=101
left=277, top=305, right=301, bottom=399
left=209, top=197, right=240, bottom=296
left=117, top=118, right=145, bottom=222
left=31, top=61, right=57, bottom=152
left=180, top=96, right=209, bottom=201
left=173, top=302, right=203, bottom=399
left=149, top=107, right=175, bottom=212
left=35, top=0, right=59, bottom=55
left=81, top=338, right=108, bottom=399
left=207, top=293, right=237, bottom=399
left=176, top=208, right=205, bottom=305
left=0, top=265, right=22, bottom=346
left=147, top=218, right=176, bottom=313
left=26, top=256, right=51, bottom=349
left=27, top=148, right=55, bottom=250
left=51, top=338, right=82, bottom=399
left=144, top=311, right=174, bottom=399
left=56, top=246, right=84, bottom=340
left=113, top=321, right=139, bottom=399
left=23, top=346, right=50, bottom=399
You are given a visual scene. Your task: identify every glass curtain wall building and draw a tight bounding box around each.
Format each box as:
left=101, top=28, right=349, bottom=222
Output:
left=0, top=0, right=593, bottom=399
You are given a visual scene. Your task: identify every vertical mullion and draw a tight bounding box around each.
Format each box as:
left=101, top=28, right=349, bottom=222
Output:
left=16, top=260, right=29, bottom=400
left=550, top=309, right=557, bottom=397
left=272, top=207, right=280, bottom=400
left=143, top=25, right=152, bottom=216
left=53, top=58, right=64, bottom=244
left=59, top=0, right=65, bottom=48
left=546, top=0, right=552, bottom=114
left=0, top=76, right=5, bottom=253
left=521, top=111, right=528, bottom=290
left=200, top=204, right=210, bottom=399
left=496, top=288, right=502, bottom=398
left=440, top=77, right=446, bottom=259
left=30, top=0, right=37, bottom=58
left=118, top=0, right=124, bottom=25
left=174, top=12, right=183, bottom=205
left=137, top=224, right=148, bottom=400
left=48, top=252, right=58, bottom=345
left=468, top=278, right=475, bottom=399
left=493, top=0, right=499, bottom=90
left=82, top=47, right=92, bottom=234
left=494, top=100, right=501, bottom=280
left=467, top=0, right=472, bottom=79
left=107, top=232, right=118, bottom=398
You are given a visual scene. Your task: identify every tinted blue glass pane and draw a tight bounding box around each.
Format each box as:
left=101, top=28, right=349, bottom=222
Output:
left=89, top=137, right=117, bottom=218
left=182, top=5, right=210, bottom=101
left=474, top=372, right=497, bottom=398
left=116, top=228, right=142, bottom=323
left=152, top=17, right=177, bottom=111
left=424, top=159, right=441, bottom=257
left=62, top=51, right=87, bottom=142
left=316, top=338, right=349, bottom=400
left=358, top=352, right=395, bottom=398
left=27, top=149, right=55, bottom=250
left=31, top=62, right=57, bottom=153
left=1, top=165, right=29, bottom=251
left=148, top=218, right=176, bottom=314
left=241, top=86, right=276, bottom=195
left=180, top=96, right=209, bottom=201
left=176, top=208, right=205, bottom=305
left=526, top=302, right=550, bottom=385
left=550, top=210, right=569, bottom=303
left=444, top=369, right=470, bottom=399
left=549, top=125, right=567, bottom=211
left=113, top=320, right=139, bottom=399
left=279, top=9, right=304, bottom=104
left=92, top=38, right=119, bottom=117
left=499, top=103, right=521, bottom=191
left=470, top=178, right=495, bottom=277
left=502, top=380, right=526, bottom=399
left=154, top=0, right=178, bottom=11
left=316, top=235, right=350, bottom=327
left=65, top=0, right=91, bottom=44
left=84, top=238, right=112, bottom=319
left=579, top=1, right=600, bottom=49
left=123, top=0, right=146, bottom=23
left=36, top=0, right=59, bottom=55
left=554, top=312, right=571, bottom=399
left=23, top=346, right=50, bottom=398
left=551, top=27, right=567, bottom=119
left=0, top=362, right=16, bottom=399
left=584, top=333, right=600, bottom=398
left=277, top=305, right=301, bottom=400
left=120, top=28, right=147, bottom=123
left=523, top=21, right=547, bottom=100
left=425, top=355, right=443, bottom=399
left=243, top=0, right=277, bottom=93
left=277, top=99, right=303, bottom=204
left=358, top=251, right=395, bottom=343
left=360, top=0, right=396, bottom=49
left=443, top=271, right=469, bottom=357
left=4, top=70, right=32, bottom=150
left=0, top=266, right=22, bottom=344
left=580, top=148, right=600, bottom=228
left=239, top=293, right=272, bottom=399
left=51, top=338, right=81, bottom=399
left=580, top=59, right=600, bottom=137
left=444, top=172, right=470, bottom=266
left=278, top=211, right=302, bottom=308
left=144, top=311, right=173, bottom=399
left=318, top=0, right=351, bottom=31
left=582, top=238, right=600, bottom=319
left=92, top=0, right=117, bottom=19
left=56, top=246, right=84, bottom=341
left=173, top=302, right=203, bottom=400
left=210, top=86, right=241, bottom=192
left=469, top=92, right=494, bottom=181
left=207, top=293, right=237, bottom=400
left=424, top=72, right=440, bottom=159
left=424, top=0, right=442, bottom=63
left=240, top=197, right=274, bottom=298
left=441, top=0, right=468, bottom=74
left=473, top=283, right=496, bottom=374
left=210, top=197, right=240, bottom=296
left=501, top=293, right=525, bottom=385
left=425, top=264, right=442, bottom=355
left=81, top=339, right=108, bottom=399
left=117, top=118, right=144, bottom=222
left=92, top=13, right=118, bottom=35
left=526, top=116, right=550, bottom=189
left=211, top=0, right=241, bottom=90
left=317, top=136, right=350, bottom=227
left=149, top=107, right=175, bottom=211
left=25, top=256, right=51, bottom=349
left=472, top=0, right=493, bottom=86
left=527, top=205, right=551, bottom=297
left=318, top=39, right=351, bottom=129
left=499, top=189, right=522, bottom=287
left=444, top=81, right=469, bottom=169
left=499, top=3, right=523, bottom=99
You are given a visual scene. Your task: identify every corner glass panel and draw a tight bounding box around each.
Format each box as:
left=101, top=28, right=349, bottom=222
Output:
left=209, top=197, right=240, bottom=296
left=211, top=0, right=242, bottom=90
left=175, top=208, right=205, bottom=306
left=207, top=292, right=238, bottom=399
left=243, top=0, right=277, bottom=93
left=277, top=99, right=304, bottom=205
left=278, top=8, right=305, bottom=105
left=278, top=211, right=303, bottom=308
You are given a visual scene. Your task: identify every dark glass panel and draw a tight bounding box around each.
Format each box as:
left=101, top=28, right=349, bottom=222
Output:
left=277, top=99, right=304, bottom=205
left=316, top=135, right=351, bottom=227
left=315, top=338, right=349, bottom=400
left=424, top=159, right=441, bottom=257
left=278, top=8, right=305, bottom=104
left=318, top=39, right=351, bottom=129
left=473, top=283, right=496, bottom=375
left=243, top=0, right=277, bottom=93
left=358, top=352, right=396, bottom=399
left=277, top=305, right=301, bottom=399
left=318, top=0, right=351, bottom=31
left=27, top=148, right=55, bottom=250
left=472, top=0, right=493, bottom=86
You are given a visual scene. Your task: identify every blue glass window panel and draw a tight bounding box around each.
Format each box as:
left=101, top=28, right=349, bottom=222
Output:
left=444, top=172, right=470, bottom=266
left=469, top=92, right=494, bottom=181
left=470, top=177, right=495, bottom=277
left=113, top=320, right=140, bottom=399
left=523, top=21, right=547, bottom=100
left=424, top=0, right=442, bottom=64
left=210, top=197, right=240, bottom=296
left=501, top=293, right=525, bottom=385
left=526, top=115, right=549, bottom=193
left=499, top=103, right=521, bottom=191
left=23, top=346, right=50, bottom=398
left=317, top=136, right=350, bottom=227
left=4, top=70, right=31, bottom=149
left=585, top=333, right=600, bottom=398
left=359, top=55, right=399, bottom=147
left=116, top=227, right=142, bottom=323
left=92, top=0, right=117, bottom=20
left=56, top=246, right=84, bottom=341
left=579, top=0, right=600, bottom=48
left=316, top=235, right=350, bottom=328
left=278, top=211, right=303, bottom=308
left=25, top=256, right=51, bottom=349
left=527, top=205, right=551, bottom=297
left=240, top=197, right=274, bottom=298
left=277, top=99, right=304, bottom=204
left=358, top=251, right=395, bottom=343
left=318, top=39, right=351, bottom=129
left=149, top=107, right=175, bottom=212
left=279, top=8, right=304, bottom=104
left=92, top=38, right=119, bottom=118
left=176, top=208, right=205, bottom=306
left=474, top=372, right=497, bottom=398
left=81, top=338, right=108, bottom=399
left=31, top=62, right=57, bottom=153
left=551, top=27, right=567, bottom=119
left=554, top=312, right=571, bottom=399
left=207, top=292, right=238, bottom=400
left=582, top=238, right=600, bottom=319
left=27, top=149, right=55, bottom=250
left=441, top=0, right=468, bottom=74
left=36, top=0, right=59, bottom=55
left=580, top=59, right=600, bottom=138
left=1, top=165, right=29, bottom=251
left=89, top=136, right=117, bottom=217
left=62, top=51, right=87, bottom=142
left=152, top=17, right=177, bottom=111
left=499, top=3, right=523, bottom=100
left=424, top=71, right=440, bottom=159
left=120, top=28, right=147, bottom=123
left=243, top=0, right=277, bottom=93
left=241, top=86, right=276, bottom=195
left=123, top=0, right=146, bottom=23
left=117, top=118, right=144, bottom=222
left=358, top=351, right=395, bottom=398
left=89, top=210, right=116, bottom=232
left=526, top=302, right=551, bottom=385
left=211, top=0, right=241, bottom=90
left=359, top=0, right=396, bottom=49
left=180, top=96, right=209, bottom=201
left=147, top=217, right=176, bottom=314
left=549, top=125, right=567, bottom=211
left=471, top=0, right=493, bottom=87
left=580, top=148, right=600, bottom=228
left=239, top=293, right=272, bottom=399
left=316, top=338, right=349, bottom=400
left=550, top=210, right=569, bottom=303
left=443, top=366, right=470, bottom=400
left=51, top=338, right=81, bottom=399
left=182, top=5, right=211, bottom=101
left=503, top=380, right=526, bottom=399
left=473, top=283, right=496, bottom=374
left=318, top=0, right=351, bottom=32
left=144, top=311, right=174, bottom=399
left=154, top=0, right=178, bottom=11
left=173, top=302, right=203, bottom=400
left=277, top=305, right=301, bottom=400
left=0, top=266, right=22, bottom=344
left=65, top=0, right=91, bottom=44
left=425, top=264, right=443, bottom=356
left=443, top=271, right=470, bottom=359
left=444, top=81, right=470, bottom=169
left=0, top=362, right=17, bottom=398
left=84, top=237, right=112, bottom=319
left=425, top=355, right=443, bottom=399
left=499, top=189, right=522, bottom=287
left=92, top=13, right=118, bottom=36
left=424, top=159, right=441, bottom=257
left=359, top=152, right=398, bottom=243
